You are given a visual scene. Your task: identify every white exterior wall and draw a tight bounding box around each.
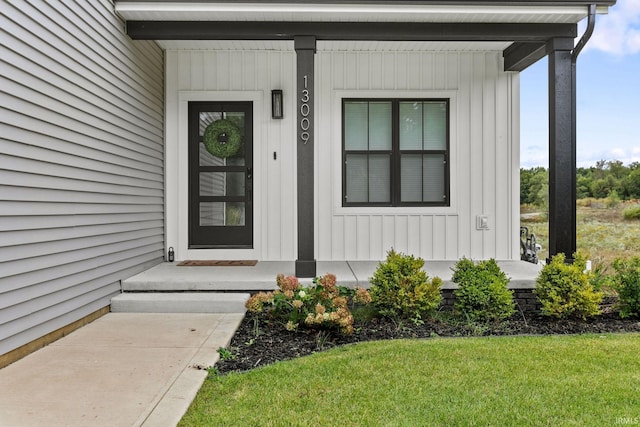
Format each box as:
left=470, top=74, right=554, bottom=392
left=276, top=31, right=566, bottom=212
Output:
left=0, top=1, right=164, bottom=356
left=164, top=42, right=520, bottom=262
left=164, top=45, right=298, bottom=261
left=316, top=45, right=520, bottom=261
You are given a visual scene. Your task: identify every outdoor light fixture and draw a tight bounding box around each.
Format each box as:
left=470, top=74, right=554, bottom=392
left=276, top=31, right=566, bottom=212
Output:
left=271, top=89, right=283, bottom=119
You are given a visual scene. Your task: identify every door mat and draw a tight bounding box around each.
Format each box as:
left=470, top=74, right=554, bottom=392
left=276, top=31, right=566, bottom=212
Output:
left=177, top=260, right=258, bottom=266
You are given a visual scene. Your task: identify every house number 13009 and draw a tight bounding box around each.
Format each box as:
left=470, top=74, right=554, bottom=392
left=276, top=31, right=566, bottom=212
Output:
left=300, top=75, right=310, bottom=144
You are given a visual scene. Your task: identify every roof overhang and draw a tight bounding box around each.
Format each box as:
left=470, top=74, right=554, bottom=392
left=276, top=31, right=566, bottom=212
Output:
left=115, top=1, right=612, bottom=23
left=115, top=1, right=616, bottom=71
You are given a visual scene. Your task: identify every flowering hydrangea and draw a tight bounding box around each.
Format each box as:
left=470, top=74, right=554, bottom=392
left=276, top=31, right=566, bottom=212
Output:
left=285, top=321, right=297, bottom=331
left=355, top=287, right=372, bottom=304
left=244, top=273, right=371, bottom=336
left=245, top=291, right=274, bottom=313
left=276, top=273, right=299, bottom=292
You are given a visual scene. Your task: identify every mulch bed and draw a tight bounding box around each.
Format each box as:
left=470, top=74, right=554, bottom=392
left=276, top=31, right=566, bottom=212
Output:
left=216, top=299, right=640, bottom=375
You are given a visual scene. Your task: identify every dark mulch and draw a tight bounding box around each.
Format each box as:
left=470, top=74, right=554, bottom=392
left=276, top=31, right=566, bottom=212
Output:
left=215, top=302, right=640, bottom=375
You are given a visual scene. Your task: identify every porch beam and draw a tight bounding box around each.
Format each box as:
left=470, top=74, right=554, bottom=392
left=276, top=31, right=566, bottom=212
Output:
left=295, top=36, right=317, bottom=278
left=503, top=42, right=547, bottom=72
left=547, top=37, right=576, bottom=261
left=126, top=21, right=576, bottom=42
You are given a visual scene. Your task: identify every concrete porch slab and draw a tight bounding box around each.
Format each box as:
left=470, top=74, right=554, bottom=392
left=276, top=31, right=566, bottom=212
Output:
left=122, top=260, right=541, bottom=292
left=317, top=261, right=358, bottom=286
left=122, top=261, right=296, bottom=291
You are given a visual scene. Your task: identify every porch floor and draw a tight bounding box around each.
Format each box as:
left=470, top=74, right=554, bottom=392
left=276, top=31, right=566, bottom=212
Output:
left=122, top=260, right=542, bottom=292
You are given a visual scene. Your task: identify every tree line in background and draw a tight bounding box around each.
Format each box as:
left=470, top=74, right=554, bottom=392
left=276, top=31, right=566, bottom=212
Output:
left=521, top=160, right=640, bottom=208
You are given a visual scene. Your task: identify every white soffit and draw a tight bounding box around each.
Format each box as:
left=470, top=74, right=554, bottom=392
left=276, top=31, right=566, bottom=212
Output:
left=116, top=3, right=606, bottom=24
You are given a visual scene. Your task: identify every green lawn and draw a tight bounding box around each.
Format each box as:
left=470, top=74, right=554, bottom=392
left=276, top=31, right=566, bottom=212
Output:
left=180, top=334, right=640, bottom=426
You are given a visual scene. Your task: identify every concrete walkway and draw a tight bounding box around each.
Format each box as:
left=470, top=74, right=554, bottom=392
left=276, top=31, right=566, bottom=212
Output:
left=0, top=312, right=244, bottom=427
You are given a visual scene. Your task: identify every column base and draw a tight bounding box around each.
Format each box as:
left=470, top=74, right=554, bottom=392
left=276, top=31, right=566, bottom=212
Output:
left=295, top=259, right=317, bottom=278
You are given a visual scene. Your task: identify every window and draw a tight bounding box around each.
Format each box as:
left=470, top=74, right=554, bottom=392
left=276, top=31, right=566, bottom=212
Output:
left=342, top=99, right=449, bottom=207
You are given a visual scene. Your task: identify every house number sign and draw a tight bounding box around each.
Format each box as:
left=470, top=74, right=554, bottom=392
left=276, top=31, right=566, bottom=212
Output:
left=300, top=75, right=311, bottom=144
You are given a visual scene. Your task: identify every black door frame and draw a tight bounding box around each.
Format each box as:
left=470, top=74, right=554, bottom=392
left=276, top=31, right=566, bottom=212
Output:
left=188, top=101, right=254, bottom=249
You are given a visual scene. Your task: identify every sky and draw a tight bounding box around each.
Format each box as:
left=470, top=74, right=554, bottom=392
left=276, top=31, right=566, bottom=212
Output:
left=520, top=0, right=640, bottom=168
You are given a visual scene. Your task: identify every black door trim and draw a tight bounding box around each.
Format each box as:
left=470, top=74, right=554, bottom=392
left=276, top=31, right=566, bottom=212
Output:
left=188, top=101, right=253, bottom=249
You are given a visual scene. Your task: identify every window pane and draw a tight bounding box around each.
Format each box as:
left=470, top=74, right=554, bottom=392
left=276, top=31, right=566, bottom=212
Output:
left=346, top=154, right=390, bottom=203
left=199, top=112, right=222, bottom=136
left=422, top=155, right=445, bottom=202
left=200, top=202, right=245, bottom=226
left=346, top=154, right=368, bottom=203
left=401, top=154, right=445, bottom=203
left=399, top=102, right=423, bottom=150
left=369, top=102, right=392, bottom=150
left=401, top=154, right=423, bottom=202
left=423, top=101, right=447, bottom=150
left=200, top=172, right=245, bottom=197
left=344, top=102, right=368, bottom=150
left=199, top=143, right=225, bottom=167
left=368, top=154, right=390, bottom=203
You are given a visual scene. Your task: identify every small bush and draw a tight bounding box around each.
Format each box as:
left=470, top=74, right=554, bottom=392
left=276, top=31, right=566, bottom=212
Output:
left=589, top=259, right=614, bottom=292
left=623, top=205, right=640, bottom=220
left=452, top=258, right=515, bottom=322
left=534, top=253, right=603, bottom=320
left=612, top=257, right=640, bottom=318
left=576, top=198, right=595, bottom=208
left=369, top=249, right=442, bottom=321
left=606, top=190, right=621, bottom=208
left=245, top=273, right=370, bottom=335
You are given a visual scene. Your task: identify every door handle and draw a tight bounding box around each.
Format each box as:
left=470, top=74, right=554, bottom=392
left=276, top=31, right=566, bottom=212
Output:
left=246, top=167, right=253, bottom=203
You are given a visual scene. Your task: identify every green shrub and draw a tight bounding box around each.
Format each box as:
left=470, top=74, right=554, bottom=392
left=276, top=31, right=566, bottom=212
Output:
left=369, top=250, right=442, bottom=321
left=612, top=257, right=640, bottom=318
left=534, top=253, right=603, bottom=319
left=588, top=260, right=614, bottom=292
left=606, top=190, right=621, bottom=208
left=622, top=205, right=640, bottom=220
left=245, top=273, right=371, bottom=335
left=452, top=258, right=515, bottom=322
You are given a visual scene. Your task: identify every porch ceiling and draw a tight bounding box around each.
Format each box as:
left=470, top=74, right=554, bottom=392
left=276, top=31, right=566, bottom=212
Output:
left=116, top=1, right=615, bottom=70
left=115, top=2, right=611, bottom=24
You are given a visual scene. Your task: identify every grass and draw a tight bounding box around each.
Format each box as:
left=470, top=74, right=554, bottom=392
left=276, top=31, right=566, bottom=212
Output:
left=521, top=199, right=640, bottom=269
left=180, top=334, right=640, bottom=426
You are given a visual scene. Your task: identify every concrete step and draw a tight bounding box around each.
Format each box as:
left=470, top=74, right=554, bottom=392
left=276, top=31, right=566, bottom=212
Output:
left=110, top=292, right=250, bottom=313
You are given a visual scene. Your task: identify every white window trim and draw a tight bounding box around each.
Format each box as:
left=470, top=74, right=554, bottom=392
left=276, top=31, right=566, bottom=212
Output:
left=332, top=90, right=458, bottom=216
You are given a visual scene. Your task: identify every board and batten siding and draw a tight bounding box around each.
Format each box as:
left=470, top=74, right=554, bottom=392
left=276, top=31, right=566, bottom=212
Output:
left=164, top=43, right=519, bottom=262
left=315, top=46, right=520, bottom=261
left=0, top=0, right=164, bottom=356
left=164, top=45, right=298, bottom=261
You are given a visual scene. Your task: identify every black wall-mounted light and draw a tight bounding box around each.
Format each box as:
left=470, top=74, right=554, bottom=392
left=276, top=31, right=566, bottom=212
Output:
left=271, top=89, right=283, bottom=119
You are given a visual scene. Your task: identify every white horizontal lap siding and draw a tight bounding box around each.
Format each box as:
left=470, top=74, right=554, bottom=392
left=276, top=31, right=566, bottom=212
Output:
left=0, top=0, right=164, bottom=356
left=165, top=47, right=296, bottom=261
left=316, top=47, right=517, bottom=261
